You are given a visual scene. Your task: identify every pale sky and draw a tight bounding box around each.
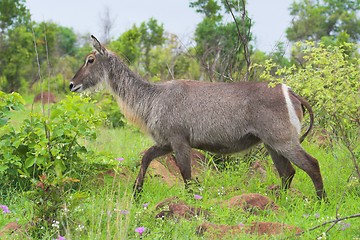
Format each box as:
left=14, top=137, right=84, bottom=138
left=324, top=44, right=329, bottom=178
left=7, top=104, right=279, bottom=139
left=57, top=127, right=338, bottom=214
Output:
left=25, top=0, right=293, bottom=53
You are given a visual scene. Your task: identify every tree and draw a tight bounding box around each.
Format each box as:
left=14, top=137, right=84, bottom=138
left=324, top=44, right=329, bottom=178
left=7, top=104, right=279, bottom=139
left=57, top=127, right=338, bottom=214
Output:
left=33, top=22, right=78, bottom=60
left=0, top=18, right=79, bottom=93
left=0, top=0, right=30, bottom=34
left=139, top=18, right=165, bottom=75
left=0, top=0, right=32, bottom=92
left=29, top=22, right=79, bottom=92
left=100, top=7, right=116, bottom=44
left=56, top=26, right=78, bottom=56
left=0, top=25, right=34, bottom=92
left=286, top=0, right=360, bottom=43
left=146, top=33, right=201, bottom=81
left=190, top=0, right=222, bottom=19
left=109, top=18, right=165, bottom=78
left=109, top=25, right=141, bottom=64
left=190, top=0, right=253, bottom=81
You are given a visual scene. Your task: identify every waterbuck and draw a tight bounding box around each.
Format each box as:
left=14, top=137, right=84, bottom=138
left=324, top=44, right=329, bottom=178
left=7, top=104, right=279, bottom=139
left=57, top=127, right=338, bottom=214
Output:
left=70, top=35, right=326, bottom=200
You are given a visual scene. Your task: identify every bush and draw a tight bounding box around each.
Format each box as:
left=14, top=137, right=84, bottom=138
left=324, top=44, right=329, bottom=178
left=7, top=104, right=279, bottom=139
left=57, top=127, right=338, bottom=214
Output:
left=259, top=41, right=360, bottom=179
left=0, top=92, right=108, bottom=237
left=0, top=94, right=105, bottom=186
left=97, top=93, right=126, bottom=128
left=0, top=91, right=26, bottom=184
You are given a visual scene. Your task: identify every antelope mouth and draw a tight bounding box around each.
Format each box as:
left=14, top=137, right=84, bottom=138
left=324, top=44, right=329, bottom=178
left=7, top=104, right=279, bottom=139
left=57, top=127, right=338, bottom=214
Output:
left=70, top=83, right=83, bottom=93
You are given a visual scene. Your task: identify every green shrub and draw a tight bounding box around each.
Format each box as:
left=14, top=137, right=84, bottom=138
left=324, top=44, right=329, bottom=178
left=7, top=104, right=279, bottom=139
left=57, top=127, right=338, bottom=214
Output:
left=97, top=94, right=126, bottom=128
left=0, top=92, right=109, bottom=237
left=0, top=94, right=105, bottom=185
left=260, top=42, right=359, bottom=134
left=0, top=91, right=25, bottom=127
left=258, top=41, right=360, bottom=180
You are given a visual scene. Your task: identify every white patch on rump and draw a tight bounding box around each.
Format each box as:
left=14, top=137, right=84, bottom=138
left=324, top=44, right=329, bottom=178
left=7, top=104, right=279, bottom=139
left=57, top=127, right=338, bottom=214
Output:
left=281, top=84, right=301, bottom=135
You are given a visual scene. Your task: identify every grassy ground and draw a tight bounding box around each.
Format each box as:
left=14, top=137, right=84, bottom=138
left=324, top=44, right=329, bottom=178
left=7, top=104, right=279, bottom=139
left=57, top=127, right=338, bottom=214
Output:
left=1, top=118, right=359, bottom=239
left=86, top=128, right=359, bottom=240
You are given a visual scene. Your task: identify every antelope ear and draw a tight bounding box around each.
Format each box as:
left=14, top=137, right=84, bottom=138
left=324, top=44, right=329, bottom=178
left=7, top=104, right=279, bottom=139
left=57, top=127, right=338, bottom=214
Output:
left=91, top=35, right=107, bottom=55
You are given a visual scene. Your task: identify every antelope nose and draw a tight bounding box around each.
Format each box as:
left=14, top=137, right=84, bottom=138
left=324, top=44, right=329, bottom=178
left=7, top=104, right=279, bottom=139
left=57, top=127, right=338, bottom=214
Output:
left=69, top=82, right=74, bottom=91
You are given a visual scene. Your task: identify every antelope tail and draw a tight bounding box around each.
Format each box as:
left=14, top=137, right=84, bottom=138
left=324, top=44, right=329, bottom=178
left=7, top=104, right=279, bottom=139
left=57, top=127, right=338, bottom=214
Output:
left=290, top=90, right=314, bottom=143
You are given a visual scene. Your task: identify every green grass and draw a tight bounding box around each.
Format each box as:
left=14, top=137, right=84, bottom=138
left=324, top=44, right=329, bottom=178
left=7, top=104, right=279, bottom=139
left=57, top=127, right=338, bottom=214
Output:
left=1, top=123, right=359, bottom=239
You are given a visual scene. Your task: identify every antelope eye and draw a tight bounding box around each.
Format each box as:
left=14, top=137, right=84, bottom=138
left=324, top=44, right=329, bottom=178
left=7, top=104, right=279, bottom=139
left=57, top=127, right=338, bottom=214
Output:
left=87, top=56, right=95, bottom=64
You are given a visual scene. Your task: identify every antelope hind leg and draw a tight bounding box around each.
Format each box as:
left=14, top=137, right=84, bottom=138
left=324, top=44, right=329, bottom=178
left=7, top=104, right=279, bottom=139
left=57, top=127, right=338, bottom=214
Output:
left=281, top=146, right=327, bottom=200
left=170, top=137, right=193, bottom=189
left=265, top=145, right=296, bottom=191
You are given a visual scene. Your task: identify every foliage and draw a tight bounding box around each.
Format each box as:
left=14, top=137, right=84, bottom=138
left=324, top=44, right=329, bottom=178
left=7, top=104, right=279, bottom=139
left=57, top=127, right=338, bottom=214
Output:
left=109, top=26, right=141, bottom=64
left=0, top=93, right=105, bottom=185
left=0, top=0, right=32, bottom=92
left=259, top=41, right=360, bottom=178
left=285, top=0, right=360, bottom=67
left=110, top=22, right=201, bottom=81
left=261, top=42, right=359, bottom=135
left=139, top=17, right=165, bottom=74
left=0, top=20, right=80, bottom=93
left=29, top=22, right=79, bottom=92
left=0, top=91, right=25, bottom=127
left=0, top=25, right=34, bottom=92
left=145, top=34, right=201, bottom=81
left=172, top=49, right=201, bottom=80
left=190, top=0, right=222, bottom=19
left=32, top=74, right=70, bottom=95
left=0, top=0, right=30, bottom=33
left=109, top=18, right=165, bottom=78
left=267, top=41, right=291, bottom=67
left=33, top=22, right=78, bottom=61
left=286, top=0, right=360, bottom=43
left=97, top=94, right=126, bottom=128
left=0, top=92, right=108, bottom=237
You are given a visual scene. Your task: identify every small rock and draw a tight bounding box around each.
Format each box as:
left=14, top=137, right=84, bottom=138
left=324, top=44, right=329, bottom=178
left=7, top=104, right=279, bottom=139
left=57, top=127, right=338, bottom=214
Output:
left=149, top=160, right=179, bottom=186
left=155, top=196, right=184, bottom=209
left=33, top=92, right=57, bottom=104
left=247, top=221, right=302, bottom=235
left=197, top=221, right=302, bottom=238
left=249, top=160, right=268, bottom=180
left=155, top=197, right=209, bottom=220
left=148, top=150, right=207, bottom=186
left=0, top=222, right=21, bottom=237
left=196, top=222, right=245, bottom=238
left=224, top=193, right=279, bottom=214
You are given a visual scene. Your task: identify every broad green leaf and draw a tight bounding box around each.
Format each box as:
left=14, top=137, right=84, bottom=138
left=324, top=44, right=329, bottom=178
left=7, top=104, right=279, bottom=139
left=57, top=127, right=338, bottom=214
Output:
left=54, top=158, right=66, bottom=177
left=24, top=157, right=36, bottom=168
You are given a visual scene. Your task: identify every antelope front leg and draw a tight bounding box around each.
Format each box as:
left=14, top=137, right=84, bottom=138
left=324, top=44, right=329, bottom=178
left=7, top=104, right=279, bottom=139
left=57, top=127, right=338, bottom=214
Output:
left=133, top=145, right=171, bottom=196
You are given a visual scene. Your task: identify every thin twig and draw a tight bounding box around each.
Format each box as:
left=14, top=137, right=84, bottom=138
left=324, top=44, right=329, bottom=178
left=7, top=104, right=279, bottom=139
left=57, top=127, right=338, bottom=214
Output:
left=322, top=190, right=348, bottom=236
left=31, top=28, right=42, bottom=110
left=44, top=23, right=52, bottom=112
left=42, top=24, right=55, bottom=163
left=295, top=213, right=360, bottom=237
left=224, top=0, right=251, bottom=80
left=31, top=28, right=42, bottom=178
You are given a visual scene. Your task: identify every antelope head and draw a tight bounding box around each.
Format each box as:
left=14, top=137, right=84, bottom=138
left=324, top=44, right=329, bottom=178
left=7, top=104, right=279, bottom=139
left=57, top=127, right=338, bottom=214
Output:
left=70, top=35, right=108, bottom=93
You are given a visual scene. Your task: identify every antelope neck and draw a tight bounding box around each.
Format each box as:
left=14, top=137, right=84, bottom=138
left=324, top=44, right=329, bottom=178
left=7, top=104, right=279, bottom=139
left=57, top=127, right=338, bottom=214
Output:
left=106, top=54, right=157, bottom=131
